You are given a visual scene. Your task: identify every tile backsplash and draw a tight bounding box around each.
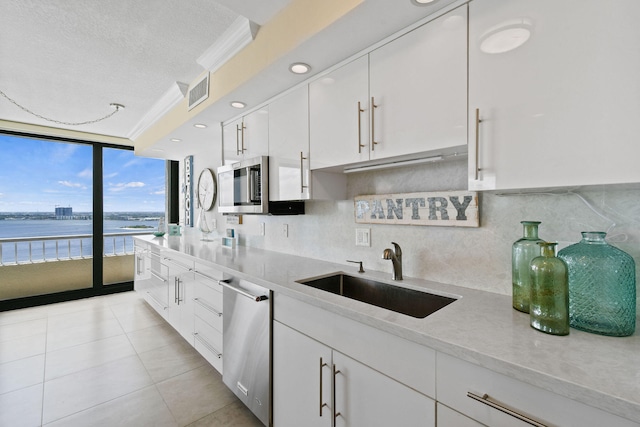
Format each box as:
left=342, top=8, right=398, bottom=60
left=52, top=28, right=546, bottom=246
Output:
left=198, top=156, right=639, bottom=307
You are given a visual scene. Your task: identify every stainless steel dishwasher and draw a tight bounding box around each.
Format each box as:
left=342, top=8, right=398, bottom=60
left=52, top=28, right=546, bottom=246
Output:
left=219, top=277, right=271, bottom=426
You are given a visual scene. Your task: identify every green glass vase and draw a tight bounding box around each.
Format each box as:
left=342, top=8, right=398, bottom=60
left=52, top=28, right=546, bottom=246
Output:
left=530, top=242, right=569, bottom=336
left=512, top=221, right=543, bottom=313
left=558, top=232, right=636, bottom=337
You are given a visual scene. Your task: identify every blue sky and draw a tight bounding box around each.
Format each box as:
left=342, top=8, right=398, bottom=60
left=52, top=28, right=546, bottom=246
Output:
left=0, top=134, right=165, bottom=212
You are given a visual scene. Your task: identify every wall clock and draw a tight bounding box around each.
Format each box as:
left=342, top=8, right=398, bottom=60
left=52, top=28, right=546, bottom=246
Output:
left=197, top=168, right=217, bottom=211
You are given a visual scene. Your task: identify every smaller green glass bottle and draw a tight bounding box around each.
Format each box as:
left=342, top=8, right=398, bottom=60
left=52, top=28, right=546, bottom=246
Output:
left=512, top=221, right=543, bottom=312
left=529, top=242, right=569, bottom=336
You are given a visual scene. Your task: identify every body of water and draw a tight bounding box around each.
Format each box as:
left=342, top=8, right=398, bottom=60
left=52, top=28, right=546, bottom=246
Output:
left=0, top=218, right=160, bottom=263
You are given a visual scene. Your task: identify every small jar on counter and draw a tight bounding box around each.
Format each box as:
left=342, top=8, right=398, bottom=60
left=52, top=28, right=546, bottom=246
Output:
left=530, top=242, right=569, bottom=336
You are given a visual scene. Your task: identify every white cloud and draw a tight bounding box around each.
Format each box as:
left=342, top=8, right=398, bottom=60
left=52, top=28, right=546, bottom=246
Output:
left=109, top=181, right=146, bottom=192
left=104, top=172, right=118, bottom=179
left=58, top=180, right=86, bottom=189
left=78, top=168, right=92, bottom=179
left=151, top=189, right=165, bottom=195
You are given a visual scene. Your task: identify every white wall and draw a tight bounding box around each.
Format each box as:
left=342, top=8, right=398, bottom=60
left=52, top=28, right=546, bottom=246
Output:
left=185, top=147, right=640, bottom=302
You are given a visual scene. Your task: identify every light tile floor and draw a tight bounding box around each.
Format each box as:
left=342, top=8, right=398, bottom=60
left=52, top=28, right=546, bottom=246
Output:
left=0, top=291, right=264, bottom=427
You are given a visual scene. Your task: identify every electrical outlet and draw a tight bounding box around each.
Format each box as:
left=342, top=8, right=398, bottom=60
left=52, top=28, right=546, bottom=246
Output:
left=356, top=228, right=371, bottom=247
left=282, top=224, right=288, bottom=238
left=260, top=222, right=265, bottom=236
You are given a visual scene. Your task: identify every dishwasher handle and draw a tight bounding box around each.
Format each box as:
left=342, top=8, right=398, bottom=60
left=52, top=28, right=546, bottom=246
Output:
left=218, top=279, right=269, bottom=302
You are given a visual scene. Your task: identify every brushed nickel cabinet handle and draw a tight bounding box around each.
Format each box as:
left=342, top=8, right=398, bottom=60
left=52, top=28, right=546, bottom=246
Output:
left=150, top=271, right=167, bottom=283
left=300, top=152, right=309, bottom=194
left=332, top=364, right=341, bottom=426
left=236, top=124, right=241, bottom=156
left=241, top=123, right=247, bottom=153
left=193, top=333, right=222, bottom=358
left=193, top=298, right=222, bottom=317
left=319, top=357, right=329, bottom=416
left=474, top=108, right=482, bottom=180
left=467, top=392, right=548, bottom=427
left=370, top=97, right=379, bottom=151
left=357, top=101, right=365, bottom=153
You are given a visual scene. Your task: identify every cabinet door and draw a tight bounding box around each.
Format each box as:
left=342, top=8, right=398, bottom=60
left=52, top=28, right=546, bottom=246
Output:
left=468, top=0, right=640, bottom=191
left=222, top=118, right=243, bottom=165
left=242, top=107, right=269, bottom=159
left=333, top=351, right=435, bottom=427
left=273, top=321, right=332, bottom=427
left=269, top=86, right=310, bottom=201
left=369, top=7, right=467, bottom=161
left=309, top=55, right=369, bottom=169
left=165, top=254, right=195, bottom=344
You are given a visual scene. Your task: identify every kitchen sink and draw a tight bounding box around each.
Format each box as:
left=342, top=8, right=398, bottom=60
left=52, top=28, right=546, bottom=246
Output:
left=296, top=273, right=456, bottom=318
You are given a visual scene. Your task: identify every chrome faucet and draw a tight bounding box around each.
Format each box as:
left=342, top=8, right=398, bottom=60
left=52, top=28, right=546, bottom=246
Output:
left=382, top=242, right=403, bottom=280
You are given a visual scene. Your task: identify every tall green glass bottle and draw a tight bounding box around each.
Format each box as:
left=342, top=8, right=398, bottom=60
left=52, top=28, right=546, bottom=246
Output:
left=530, top=242, right=569, bottom=336
left=512, top=221, right=543, bottom=313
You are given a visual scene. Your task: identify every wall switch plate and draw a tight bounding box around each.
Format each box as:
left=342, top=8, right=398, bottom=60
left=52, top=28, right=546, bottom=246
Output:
left=260, top=222, right=265, bottom=236
left=355, top=228, right=371, bottom=247
left=282, top=224, right=288, bottom=238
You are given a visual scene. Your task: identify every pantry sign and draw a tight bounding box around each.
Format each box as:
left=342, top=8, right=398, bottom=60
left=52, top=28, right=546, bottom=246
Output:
left=355, top=191, right=479, bottom=227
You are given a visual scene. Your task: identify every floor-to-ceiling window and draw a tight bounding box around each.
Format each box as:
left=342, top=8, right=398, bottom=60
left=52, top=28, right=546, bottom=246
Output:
left=0, top=132, right=167, bottom=310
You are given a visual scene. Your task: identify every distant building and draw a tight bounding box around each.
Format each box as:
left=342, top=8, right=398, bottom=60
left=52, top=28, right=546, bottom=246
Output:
left=55, top=206, right=73, bottom=220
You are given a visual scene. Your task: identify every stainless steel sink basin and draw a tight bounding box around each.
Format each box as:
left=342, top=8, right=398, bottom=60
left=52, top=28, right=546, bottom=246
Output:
left=296, top=273, right=456, bottom=318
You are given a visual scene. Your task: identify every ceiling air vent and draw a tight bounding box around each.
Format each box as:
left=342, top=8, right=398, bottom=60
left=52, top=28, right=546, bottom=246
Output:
left=188, top=73, right=209, bottom=111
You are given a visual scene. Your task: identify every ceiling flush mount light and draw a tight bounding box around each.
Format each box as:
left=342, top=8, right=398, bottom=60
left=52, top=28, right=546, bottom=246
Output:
left=289, top=62, right=311, bottom=74
left=411, top=0, right=437, bottom=5
left=480, top=19, right=533, bottom=54
left=230, top=101, right=246, bottom=109
left=170, top=138, right=182, bottom=142
left=193, top=123, right=207, bottom=129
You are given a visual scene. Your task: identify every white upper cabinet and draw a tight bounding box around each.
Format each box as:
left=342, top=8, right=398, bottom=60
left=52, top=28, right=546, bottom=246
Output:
left=269, top=86, right=311, bottom=201
left=309, top=6, right=467, bottom=171
left=309, top=55, right=370, bottom=170
left=368, top=6, right=467, bottom=161
left=222, top=107, right=269, bottom=165
left=468, top=0, right=640, bottom=191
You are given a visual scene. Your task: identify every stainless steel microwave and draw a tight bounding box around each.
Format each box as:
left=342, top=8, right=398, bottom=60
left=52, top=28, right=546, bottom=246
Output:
left=217, top=156, right=269, bottom=214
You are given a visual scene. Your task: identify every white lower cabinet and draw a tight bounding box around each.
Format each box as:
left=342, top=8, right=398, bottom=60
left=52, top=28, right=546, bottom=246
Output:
left=436, top=352, right=638, bottom=427
left=192, top=260, right=225, bottom=374
left=436, top=403, right=483, bottom=427
left=163, top=252, right=195, bottom=345
left=273, top=294, right=436, bottom=427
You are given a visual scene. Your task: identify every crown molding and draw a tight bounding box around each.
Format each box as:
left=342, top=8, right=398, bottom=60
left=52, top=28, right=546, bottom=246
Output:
left=196, top=16, right=260, bottom=72
left=127, top=82, right=187, bottom=141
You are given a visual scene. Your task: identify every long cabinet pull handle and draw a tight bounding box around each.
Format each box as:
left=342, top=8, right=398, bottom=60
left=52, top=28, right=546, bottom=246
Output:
left=163, top=256, right=192, bottom=271
left=467, top=392, right=548, bottom=427
left=193, top=298, right=222, bottom=317
left=236, top=124, right=241, bottom=156
left=300, top=152, right=309, bottom=194
left=370, top=96, right=379, bottom=151
left=332, top=364, right=341, bottom=426
left=217, top=280, right=268, bottom=302
left=193, top=269, right=223, bottom=283
left=174, top=278, right=179, bottom=304
left=319, top=358, right=329, bottom=417
left=357, top=101, right=365, bottom=153
left=193, top=333, right=222, bottom=358
left=474, top=108, right=482, bottom=180
left=241, top=123, right=246, bottom=153
left=150, top=271, right=167, bottom=283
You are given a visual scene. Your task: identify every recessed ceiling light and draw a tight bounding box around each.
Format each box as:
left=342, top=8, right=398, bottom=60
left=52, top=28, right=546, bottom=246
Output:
left=193, top=124, right=207, bottom=129
left=289, top=62, right=311, bottom=74
left=480, top=19, right=532, bottom=54
left=230, top=101, right=246, bottom=109
left=170, top=138, right=182, bottom=142
left=412, top=0, right=436, bottom=5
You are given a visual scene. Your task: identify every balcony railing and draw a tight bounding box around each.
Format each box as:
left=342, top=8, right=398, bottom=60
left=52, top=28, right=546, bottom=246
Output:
left=0, top=232, right=152, bottom=266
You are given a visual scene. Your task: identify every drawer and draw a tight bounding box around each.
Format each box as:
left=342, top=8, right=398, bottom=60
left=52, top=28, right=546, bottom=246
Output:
left=437, top=403, right=484, bottom=427
left=194, top=284, right=222, bottom=333
left=436, top=352, right=637, bottom=427
left=194, top=316, right=223, bottom=374
left=274, top=293, right=436, bottom=398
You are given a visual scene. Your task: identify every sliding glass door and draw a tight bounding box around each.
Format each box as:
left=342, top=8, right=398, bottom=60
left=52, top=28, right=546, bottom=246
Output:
left=0, top=132, right=166, bottom=308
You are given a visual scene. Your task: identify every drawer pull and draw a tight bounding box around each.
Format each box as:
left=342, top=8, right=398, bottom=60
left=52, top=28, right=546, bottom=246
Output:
left=193, top=332, right=222, bottom=359
left=145, top=292, right=168, bottom=310
left=193, top=298, right=223, bottom=317
left=194, top=269, right=223, bottom=283
left=467, top=392, right=548, bottom=427
left=150, top=271, right=167, bottom=283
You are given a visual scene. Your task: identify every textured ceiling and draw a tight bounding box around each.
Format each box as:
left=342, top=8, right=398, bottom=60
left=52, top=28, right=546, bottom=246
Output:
left=0, top=0, right=287, bottom=139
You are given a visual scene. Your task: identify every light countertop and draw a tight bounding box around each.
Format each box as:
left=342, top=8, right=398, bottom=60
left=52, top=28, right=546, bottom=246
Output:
left=136, top=234, right=640, bottom=423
